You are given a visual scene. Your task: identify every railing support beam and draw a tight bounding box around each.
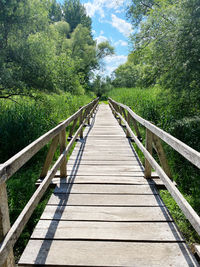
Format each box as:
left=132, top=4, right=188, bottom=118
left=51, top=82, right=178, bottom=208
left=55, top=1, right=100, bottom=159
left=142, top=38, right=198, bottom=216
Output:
left=0, top=183, right=14, bottom=267
left=145, top=129, right=153, bottom=178
left=59, top=129, right=67, bottom=178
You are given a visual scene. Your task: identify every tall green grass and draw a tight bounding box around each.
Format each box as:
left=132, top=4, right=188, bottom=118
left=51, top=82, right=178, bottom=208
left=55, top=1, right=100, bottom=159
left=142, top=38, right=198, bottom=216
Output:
left=109, top=87, right=200, bottom=245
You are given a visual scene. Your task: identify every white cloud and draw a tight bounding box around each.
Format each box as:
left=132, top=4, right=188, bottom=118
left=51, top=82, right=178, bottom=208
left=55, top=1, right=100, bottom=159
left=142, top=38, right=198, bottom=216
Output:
left=114, top=40, right=128, bottom=47
left=95, top=35, right=108, bottom=45
left=84, top=0, right=126, bottom=18
left=104, top=55, right=127, bottom=76
left=100, top=30, right=104, bottom=35
left=111, top=14, right=132, bottom=37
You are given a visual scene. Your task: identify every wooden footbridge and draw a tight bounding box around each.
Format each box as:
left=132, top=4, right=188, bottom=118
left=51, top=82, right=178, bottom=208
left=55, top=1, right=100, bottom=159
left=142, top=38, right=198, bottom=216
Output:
left=0, top=98, right=200, bottom=266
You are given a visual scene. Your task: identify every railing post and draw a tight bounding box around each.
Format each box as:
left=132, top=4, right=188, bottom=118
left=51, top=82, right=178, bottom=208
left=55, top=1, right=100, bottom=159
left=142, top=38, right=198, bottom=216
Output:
left=68, top=117, right=78, bottom=140
left=40, top=135, right=59, bottom=179
left=118, top=106, right=122, bottom=125
left=152, top=134, right=172, bottom=179
left=59, top=129, right=67, bottom=178
left=145, top=128, right=153, bottom=178
left=79, top=108, right=83, bottom=139
left=131, top=117, right=142, bottom=140
left=126, top=112, right=131, bottom=138
left=0, top=183, right=14, bottom=267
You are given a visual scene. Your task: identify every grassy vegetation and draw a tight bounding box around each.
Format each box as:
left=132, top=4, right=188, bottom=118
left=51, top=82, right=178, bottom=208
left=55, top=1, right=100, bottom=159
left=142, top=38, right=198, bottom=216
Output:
left=109, top=87, right=200, bottom=245
left=0, top=92, right=94, bottom=261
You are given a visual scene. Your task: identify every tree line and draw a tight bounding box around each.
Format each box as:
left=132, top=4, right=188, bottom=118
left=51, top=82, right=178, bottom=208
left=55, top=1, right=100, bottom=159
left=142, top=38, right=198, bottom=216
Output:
left=0, top=0, right=114, bottom=100
left=113, top=0, right=200, bottom=116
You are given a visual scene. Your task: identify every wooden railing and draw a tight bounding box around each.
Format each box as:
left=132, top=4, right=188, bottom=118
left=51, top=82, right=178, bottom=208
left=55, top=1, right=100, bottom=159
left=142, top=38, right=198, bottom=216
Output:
left=0, top=98, right=99, bottom=266
left=109, top=98, right=200, bottom=238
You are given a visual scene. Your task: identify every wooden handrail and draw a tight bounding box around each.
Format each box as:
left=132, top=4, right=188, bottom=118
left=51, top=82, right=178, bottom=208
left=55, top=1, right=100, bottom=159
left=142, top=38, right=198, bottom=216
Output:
left=0, top=98, right=99, bottom=266
left=0, top=98, right=98, bottom=184
left=108, top=98, right=200, bottom=237
left=109, top=98, right=200, bottom=169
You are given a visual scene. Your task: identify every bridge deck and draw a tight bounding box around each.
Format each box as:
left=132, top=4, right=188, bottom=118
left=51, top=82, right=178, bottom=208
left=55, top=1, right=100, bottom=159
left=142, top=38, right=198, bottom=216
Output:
left=18, top=104, right=198, bottom=266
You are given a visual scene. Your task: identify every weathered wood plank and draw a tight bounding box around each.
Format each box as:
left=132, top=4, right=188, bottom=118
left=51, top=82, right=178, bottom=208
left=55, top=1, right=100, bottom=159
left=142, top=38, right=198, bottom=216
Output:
left=68, top=160, right=139, bottom=165
left=67, top=165, right=144, bottom=172
left=48, top=193, right=164, bottom=206
left=73, top=146, right=133, bottom=151
left=72, top=152, right=136, bottom=158
left=77, top=140, right=130, bottom=145
left=31, top=220, right=183, bottom=241
left=18, top=240, right=198, bottom=266
left=36, top=175, right=164, bottom=186
left=86, top=135, right=126, bottom=139
left=41, top=205, right=173, bottom=222
left=67, top=172, right=144, bottom=177
left=53, top=184, right=158, bottom=194
left=74, top=145, right=134, bottom=151
left=69, top=155, right=138, bottom=160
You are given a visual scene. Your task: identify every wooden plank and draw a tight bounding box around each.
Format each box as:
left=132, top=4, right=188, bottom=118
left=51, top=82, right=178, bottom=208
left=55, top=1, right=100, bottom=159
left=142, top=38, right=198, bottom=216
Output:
left=89, top=129, right=125, bottom=134
left=53, top=184, right=158, bottom=194
left=47, top=193, right=164, bottom=206
left=69, top=155, right=139, bottom=160
left=36, top=175, right=164, bottom=186
left=67, top=165, right=144, bottom=172
left=18, top=240, right=198, bottom=266
left=73, top=146, right=133, bottom=151
left=41, top=205, right=173, bottom=222
left=77, top=140, right=130, bottom=145
left=67, top=171, right=144, bottom=176
left=73, top=144, right=134, bottom=150
left=86, top=136, right=126, bottom=139
left=71, top=151, right=137, bottom=156
left=31, top=221, right=183, bottom=241
left=67, top=160, right=139, bottom=165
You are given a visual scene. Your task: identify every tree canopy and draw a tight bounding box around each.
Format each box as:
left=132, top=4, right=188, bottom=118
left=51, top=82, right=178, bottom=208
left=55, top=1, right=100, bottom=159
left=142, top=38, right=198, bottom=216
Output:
left=0, top=0, right=114, bottom=100
left=114, top=0, right=200, bottom=106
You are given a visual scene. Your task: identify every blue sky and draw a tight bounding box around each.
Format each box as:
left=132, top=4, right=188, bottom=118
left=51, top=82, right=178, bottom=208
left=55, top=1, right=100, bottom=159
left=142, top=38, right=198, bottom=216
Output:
left=82, top=0, right=132, bottom=76
left=58, top=0, right=133, bottom=76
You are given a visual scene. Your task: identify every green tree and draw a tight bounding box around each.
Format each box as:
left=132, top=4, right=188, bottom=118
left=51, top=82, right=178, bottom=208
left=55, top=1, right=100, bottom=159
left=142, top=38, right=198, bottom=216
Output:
left=49, top=0, right=62, bottom=22
left=0, top=0, right=51, bottom=99
left=63, top=0, right=92, bottom=33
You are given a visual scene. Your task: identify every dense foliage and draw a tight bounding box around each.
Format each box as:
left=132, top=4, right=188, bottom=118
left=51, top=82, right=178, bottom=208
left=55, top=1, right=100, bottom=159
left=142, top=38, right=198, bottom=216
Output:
left=113, top=0, right=200, bottom=112
left=0, top=0, right=114, bottom=100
